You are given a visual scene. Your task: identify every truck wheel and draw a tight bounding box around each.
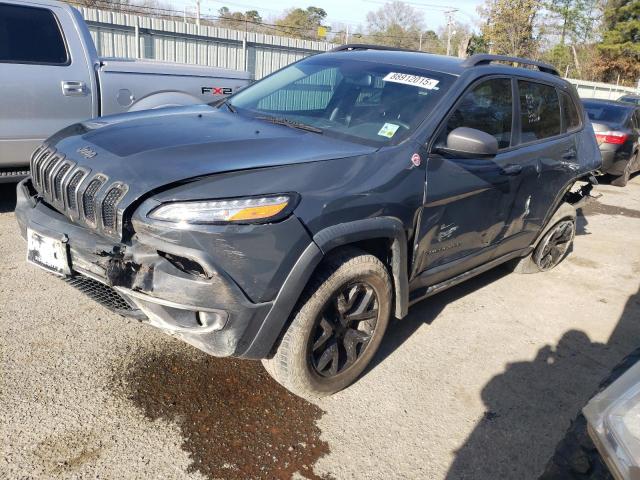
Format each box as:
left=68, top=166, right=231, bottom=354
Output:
left=511, top=210, right=576, bottom=274
left=262, top=248, right=392, bottom=399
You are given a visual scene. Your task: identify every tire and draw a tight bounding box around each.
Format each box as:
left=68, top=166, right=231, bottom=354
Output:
left=511, top=204, right=576, bottom=274
left=611, top=160, right=631, bottom=187
left=262, top=248, right=392, bottom=399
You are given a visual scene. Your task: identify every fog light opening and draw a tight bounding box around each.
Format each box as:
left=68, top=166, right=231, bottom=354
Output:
left=196, top=311, right=227, bottom=331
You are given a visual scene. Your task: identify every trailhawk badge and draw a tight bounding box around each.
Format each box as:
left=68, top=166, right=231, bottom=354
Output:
left=77, top=146, right=97, bottom=159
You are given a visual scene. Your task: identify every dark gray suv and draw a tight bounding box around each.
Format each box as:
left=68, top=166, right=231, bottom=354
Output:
left=15, top=46, right=601, bottom=398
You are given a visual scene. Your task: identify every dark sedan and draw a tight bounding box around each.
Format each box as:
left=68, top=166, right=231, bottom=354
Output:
left=618, top=94, right=640, bottom=106
left=583, top=99, right=640, bottom=186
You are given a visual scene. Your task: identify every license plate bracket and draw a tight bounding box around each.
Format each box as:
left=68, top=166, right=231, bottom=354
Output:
left=26, top=229, right=71, bottom=276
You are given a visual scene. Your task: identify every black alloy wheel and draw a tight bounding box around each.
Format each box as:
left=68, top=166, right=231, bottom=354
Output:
left=309, top=282, right=379, bottom=378
left=533, top=219, right=576, bottom=271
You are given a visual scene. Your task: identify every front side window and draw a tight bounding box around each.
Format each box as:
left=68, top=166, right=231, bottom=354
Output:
left=228, top=57, right=456, bottom=146
left=560, top=92, right=581, bottom=132
left=443, top=78, right=513, bottom=149
left=0, top=3, right=68, bottom=65
left=518, top=81, right=561, bottom=142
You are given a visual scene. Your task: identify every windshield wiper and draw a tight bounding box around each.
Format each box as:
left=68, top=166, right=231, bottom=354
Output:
left=255, top=115, right=323, bottom=134
left=214, top=98, right=237, bottom=113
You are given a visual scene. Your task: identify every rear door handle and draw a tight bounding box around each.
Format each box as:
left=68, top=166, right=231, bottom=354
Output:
left=502, top=164, right=523, bottom=176
left=61, top=81, right=88, bottom=96
left=562, top=149, right=577, bottom=160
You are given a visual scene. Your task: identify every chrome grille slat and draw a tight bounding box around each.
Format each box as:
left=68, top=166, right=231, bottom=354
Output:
left=101, top=185, right=127, bottom=230
left=65, top=170, right=85, bottom=212
left=82, top=177, right=105, bottom=224
left=53, top=163, right=72, bottom=201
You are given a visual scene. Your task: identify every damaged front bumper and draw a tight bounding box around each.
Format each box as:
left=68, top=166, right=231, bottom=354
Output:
left=15, top=179, right=312, bottom=358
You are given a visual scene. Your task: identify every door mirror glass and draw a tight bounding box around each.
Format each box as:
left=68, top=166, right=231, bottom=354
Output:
left=438, top=127, right=499, bottom=157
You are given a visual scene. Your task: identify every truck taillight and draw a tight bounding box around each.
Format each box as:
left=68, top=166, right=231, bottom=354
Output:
left=595, top=131, right=629, bottom=145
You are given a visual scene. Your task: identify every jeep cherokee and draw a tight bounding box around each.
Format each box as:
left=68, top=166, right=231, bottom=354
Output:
left=15, top=46, right=601, bottom=398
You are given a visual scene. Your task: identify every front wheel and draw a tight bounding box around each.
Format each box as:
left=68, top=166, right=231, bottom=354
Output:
left=262, top=249, right=392, bottom=399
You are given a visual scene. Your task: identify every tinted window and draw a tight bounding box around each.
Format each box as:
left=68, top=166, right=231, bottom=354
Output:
left=619, top=96, right=640, bottom=106
left=230, top=57, right=456, bottom=147
left=560, top=92, right=581, bottom=132
left=444, top=78, right=513, bottom=148
left=0, top=4, right=68, bottom=65
left=519, top=81, right=561, bottom=142
left=583, top=101, right=630, bottom=124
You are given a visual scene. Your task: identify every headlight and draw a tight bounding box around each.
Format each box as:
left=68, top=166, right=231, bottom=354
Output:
left=148, top=195, right=294, bottom=224
left=584, top=360, right=640, bottom=480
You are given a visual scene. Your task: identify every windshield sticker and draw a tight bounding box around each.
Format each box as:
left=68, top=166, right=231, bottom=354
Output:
left=378, top=123, right=400, bottom=138
left=383, top=72, right=439, bottom=90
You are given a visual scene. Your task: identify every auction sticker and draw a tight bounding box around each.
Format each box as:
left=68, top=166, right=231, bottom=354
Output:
left=383, top=72, right=439, bottom=90
left=378, top=123, right=400, bottom=138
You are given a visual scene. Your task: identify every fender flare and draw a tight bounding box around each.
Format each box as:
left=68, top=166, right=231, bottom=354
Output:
left=240, top=217, right=410, bottom=359
left=313, top=217, right=409, bottom=319
left=128, top=91, right=203, bottom=112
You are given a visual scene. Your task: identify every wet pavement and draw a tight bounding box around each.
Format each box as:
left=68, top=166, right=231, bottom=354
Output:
left=119, top=351, right=329, bottom=480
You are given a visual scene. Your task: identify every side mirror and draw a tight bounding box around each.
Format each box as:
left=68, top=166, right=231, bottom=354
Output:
left=437, top=127, right=499, bottom=158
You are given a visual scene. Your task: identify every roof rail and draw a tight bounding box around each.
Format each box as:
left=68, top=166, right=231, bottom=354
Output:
left=462, top=54, right=560, bottom=76
left=331, top=44, right=416, bottom=53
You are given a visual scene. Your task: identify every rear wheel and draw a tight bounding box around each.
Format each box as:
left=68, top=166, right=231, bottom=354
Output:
left=511, top=205, right=576, bottom=274
left=611, top=160, right=632, bottom=187
left=262, top=249, right=392, bottom=399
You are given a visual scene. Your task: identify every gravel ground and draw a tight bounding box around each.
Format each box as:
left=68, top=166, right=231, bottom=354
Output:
left=1, top=174, right=639, bottom=480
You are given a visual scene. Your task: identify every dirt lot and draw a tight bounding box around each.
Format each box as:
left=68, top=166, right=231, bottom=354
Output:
left=1, top=175, right=639, bottom=480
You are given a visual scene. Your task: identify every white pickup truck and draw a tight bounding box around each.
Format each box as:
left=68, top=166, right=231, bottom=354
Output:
left=0, top=0, right=251, bottom=182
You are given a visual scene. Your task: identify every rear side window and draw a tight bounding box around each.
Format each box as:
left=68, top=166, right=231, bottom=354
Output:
left=0, top=4, right=69, bottom=65
left=444, top=78, right=513, bottom=149
left=560, top=92, right=581, bottom=132
left=518, top=81, right=561, bottom=142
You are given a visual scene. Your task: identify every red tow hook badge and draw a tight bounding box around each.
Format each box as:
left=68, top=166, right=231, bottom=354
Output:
left=411, top=153, right=422, bottom=167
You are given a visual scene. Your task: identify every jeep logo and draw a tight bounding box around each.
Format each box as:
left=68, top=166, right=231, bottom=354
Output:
left=202, top=86, right=233, bottom=96
left=77, top=146, right=97, bottom=159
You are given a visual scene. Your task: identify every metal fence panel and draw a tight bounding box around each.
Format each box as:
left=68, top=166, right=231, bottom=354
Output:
left=79, top=7, right=334, bottom=79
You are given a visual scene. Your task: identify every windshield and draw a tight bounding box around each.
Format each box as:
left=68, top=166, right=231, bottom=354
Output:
left=227, top=56, right=456, bottom=146
left=583, top=101, right=629, bottom=124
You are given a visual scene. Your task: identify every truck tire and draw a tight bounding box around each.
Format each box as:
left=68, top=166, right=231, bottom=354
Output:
left=262, top=248, right=392, bottom=399
left=511, top=203, right=577, bottom=274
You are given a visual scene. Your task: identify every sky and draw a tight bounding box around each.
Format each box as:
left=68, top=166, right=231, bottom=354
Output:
left=169, top=0, right=484, bottom=32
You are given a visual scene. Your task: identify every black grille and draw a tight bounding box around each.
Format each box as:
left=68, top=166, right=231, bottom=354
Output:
left=66, top=171, right=84, bottom=211
left=101, top=186, right=124, bottom=229
left=53, top=163, right=71, bottom=200
left=64, top=275, right=135, bottom=313
left=82, top=178, right=104, bottom=223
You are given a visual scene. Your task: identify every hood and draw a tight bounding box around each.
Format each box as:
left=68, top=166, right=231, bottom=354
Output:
left=48, top=104, right=375, bottom=194
left=37, top=105, right=375, bottom=238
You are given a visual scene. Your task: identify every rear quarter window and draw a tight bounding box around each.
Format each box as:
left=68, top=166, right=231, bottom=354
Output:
left=560, top=92, right=581, bottom=132
left=518, top=80, right=561, bottom=142
left=0, top=3, right=69, bottom=65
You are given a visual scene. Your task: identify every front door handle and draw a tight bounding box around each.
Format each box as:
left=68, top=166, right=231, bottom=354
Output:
left=61, top=81, right=88, bottom=96
left=502, top=164, right=523, bottom=176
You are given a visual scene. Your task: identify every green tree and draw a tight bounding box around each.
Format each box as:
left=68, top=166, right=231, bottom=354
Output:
left=544, top=0, right=600, bottom=45
left=596, top=0, right=640, bottom=85
left=275, top=7, right=329, bottom=40
left=217, top=7, right=262, bottom=30
left=364, top=1, right=425, bottom=49
left=479, top=0, right=541, bottom=57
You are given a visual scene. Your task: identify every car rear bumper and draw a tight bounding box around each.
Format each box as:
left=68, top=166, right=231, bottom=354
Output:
left=14, top=178, right=319, bottom=359
left=599, top=149, right=631, bottom=176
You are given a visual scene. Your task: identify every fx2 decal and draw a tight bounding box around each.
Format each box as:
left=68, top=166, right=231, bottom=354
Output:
left=201, top=86, right=233, bottom=95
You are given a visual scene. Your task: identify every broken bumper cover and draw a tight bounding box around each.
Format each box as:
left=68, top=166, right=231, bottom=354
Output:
left=15, top=179, right=316, bottom=359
